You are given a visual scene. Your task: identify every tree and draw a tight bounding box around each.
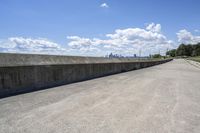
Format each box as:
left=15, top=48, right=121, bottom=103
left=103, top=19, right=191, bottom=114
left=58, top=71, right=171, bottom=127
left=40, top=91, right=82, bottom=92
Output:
left=176, top=44, right=187, bottom=56
left=152, top=54, right=162, bottom=58
left=166, top=43, right=200, bottom=57
left=185, top=44, right=193, bottom=56
left=192, top=43, right=200, bottom=56
left=166, top=49, right=176, bottom=57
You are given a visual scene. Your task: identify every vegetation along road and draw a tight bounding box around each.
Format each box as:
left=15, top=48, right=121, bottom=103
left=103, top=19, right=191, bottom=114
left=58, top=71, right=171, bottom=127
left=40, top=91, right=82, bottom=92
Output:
left=0, top=59, right=200, bottom=133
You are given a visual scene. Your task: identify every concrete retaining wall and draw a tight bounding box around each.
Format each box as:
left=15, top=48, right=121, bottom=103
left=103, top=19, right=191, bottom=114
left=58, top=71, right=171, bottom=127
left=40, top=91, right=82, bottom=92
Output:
left=0, top=53, right=172, bottom=98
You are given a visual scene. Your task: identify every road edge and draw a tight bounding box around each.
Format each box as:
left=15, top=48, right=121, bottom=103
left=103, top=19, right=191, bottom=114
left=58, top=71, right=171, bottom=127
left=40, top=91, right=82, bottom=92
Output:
left=185, top=59, right=200, bottom=70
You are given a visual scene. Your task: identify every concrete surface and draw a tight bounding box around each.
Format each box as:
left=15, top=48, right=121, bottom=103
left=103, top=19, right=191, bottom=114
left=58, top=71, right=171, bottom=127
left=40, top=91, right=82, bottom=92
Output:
left=0, top=59, right=200, bottom=133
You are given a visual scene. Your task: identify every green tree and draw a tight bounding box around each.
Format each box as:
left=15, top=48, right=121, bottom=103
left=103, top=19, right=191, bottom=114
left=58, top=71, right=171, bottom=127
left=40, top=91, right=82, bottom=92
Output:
left=192, top=43, right=200, bottom=56
left=185, top=45, right=193, bottom=56
left=176, top=44, right=187, bottom=56
left=166, top=49, right=176, bottom=57
left=167, top=43, right=200, bottom=57
left=152, top=54, right=162, bottom=58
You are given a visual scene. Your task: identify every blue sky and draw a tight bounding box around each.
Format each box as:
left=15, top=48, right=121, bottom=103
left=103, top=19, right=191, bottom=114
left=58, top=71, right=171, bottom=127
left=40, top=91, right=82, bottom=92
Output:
left=0, top=0, right=200, bottom=56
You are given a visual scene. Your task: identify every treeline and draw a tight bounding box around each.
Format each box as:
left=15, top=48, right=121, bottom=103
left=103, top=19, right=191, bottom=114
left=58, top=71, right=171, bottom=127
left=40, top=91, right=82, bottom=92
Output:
left=166, top=43, right=200, bottom=57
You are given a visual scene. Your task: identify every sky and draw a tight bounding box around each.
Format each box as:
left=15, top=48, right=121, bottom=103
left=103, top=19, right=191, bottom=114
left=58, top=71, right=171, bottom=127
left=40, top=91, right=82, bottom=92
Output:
left=0, top=0, right=200, bottom=56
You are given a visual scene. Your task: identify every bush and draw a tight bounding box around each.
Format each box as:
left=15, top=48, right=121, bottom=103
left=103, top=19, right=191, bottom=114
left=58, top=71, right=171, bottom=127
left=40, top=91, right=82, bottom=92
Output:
left=152, top=54, right=162, bottom=58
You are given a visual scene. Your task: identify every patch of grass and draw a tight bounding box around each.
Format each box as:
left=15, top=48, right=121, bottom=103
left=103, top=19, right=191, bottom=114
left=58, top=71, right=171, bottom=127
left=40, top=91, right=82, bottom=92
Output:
left=188, top=56, right=200, bottom=63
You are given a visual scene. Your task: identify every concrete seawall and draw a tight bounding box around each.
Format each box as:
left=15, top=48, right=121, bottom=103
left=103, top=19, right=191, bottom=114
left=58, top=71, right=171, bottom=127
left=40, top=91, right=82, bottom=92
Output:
left=0, top=53, right=172, bottom=98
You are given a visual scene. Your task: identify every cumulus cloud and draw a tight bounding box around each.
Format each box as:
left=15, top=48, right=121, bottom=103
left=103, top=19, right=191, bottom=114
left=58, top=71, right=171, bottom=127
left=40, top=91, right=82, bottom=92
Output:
left=67, top=23, right=174, bottom=56
left=67, top=36, right=94, bottom=48
left=100, top=3, right=109, bottom=8
left=146, top=23, right=161, bottom=33
left=177, top=29, right=200, bottom=44
left=0, top=23, right=177, bottom=56
left=0, top=37, right=67, bottom=54
left=67, top=36, right=100, bottom=53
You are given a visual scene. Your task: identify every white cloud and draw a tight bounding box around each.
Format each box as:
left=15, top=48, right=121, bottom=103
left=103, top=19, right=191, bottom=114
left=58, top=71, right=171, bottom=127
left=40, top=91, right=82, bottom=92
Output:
left=67, top=36, right=94, bottom=48
left=0, top=23, right=177, bottom=56
left=146, top=23, right=161, bottom=33
left=177, top=29, right=200, bottom=44
left=100, top=3, right=109, bottom=8
left=0, top=37, right=67, bottom=54
left=67, top=36, right=100, bottom=53
left=67, top=23, right=174, bottom=56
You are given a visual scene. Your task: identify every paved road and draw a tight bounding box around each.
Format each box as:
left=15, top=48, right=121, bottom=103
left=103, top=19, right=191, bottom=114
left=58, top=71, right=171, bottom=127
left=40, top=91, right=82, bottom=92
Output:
left=0, top=59, right=200, bottom=133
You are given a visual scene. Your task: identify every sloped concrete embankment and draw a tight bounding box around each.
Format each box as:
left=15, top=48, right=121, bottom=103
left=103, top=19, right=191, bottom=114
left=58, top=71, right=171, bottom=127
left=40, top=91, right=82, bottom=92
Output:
left=0, top=53, right=172, bottom=98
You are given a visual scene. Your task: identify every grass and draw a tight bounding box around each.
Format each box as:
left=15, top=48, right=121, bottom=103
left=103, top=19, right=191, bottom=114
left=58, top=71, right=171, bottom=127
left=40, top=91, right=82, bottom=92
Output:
left=188, top=56, right=200, bottom=63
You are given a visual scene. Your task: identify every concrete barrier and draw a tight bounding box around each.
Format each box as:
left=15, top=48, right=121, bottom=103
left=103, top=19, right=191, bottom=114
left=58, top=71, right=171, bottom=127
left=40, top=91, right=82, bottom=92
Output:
left=0, top=53, right=172, bottom=98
